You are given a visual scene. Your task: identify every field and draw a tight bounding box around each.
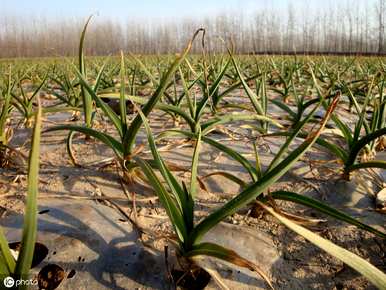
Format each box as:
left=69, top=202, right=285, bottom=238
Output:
left=0, top=29, right=386, bottom=290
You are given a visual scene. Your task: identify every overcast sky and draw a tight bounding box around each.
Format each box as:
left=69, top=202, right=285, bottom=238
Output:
left=2, top=0, right=373, bottom=23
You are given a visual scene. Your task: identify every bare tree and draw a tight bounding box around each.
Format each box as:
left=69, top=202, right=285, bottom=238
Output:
left=376, top=0, right=386, bottom=53
left=286, top=3, right=295, bottom=51
left=1, top=1, right=386, bottom=58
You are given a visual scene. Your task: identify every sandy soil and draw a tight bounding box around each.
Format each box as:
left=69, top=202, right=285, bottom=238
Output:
left=0, top=93, right=385, bottom=289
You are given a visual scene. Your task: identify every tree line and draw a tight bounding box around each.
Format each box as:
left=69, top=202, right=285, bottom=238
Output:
left=0, top=0, right=385, bottom=58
